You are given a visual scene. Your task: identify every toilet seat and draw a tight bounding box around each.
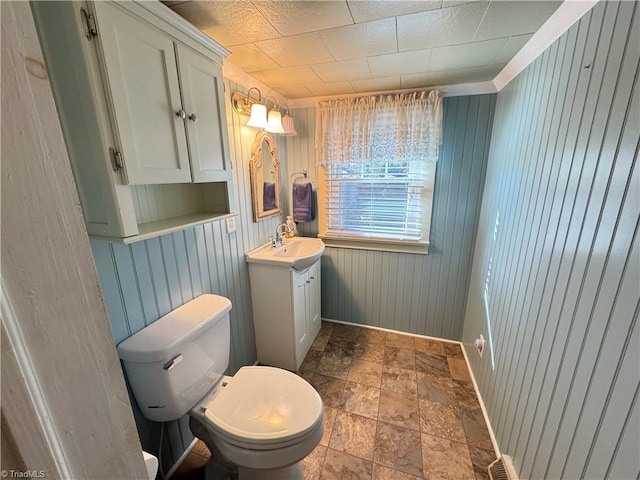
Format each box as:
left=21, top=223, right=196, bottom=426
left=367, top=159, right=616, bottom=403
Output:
left=201, top=366, right=323, bottom=451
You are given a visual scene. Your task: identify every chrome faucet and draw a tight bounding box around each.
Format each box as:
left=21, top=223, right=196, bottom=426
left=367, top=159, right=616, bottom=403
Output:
left=272, top=223, right=292, bottom=248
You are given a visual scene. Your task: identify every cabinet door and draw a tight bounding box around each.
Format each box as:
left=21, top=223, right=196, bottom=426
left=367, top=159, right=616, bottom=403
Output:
left=93, top=2, right=192, bottom=184
left=293, top=271, right=308, bottom=350
left=176, top=45, right=232, bottom=183
left=308, top=261, right=321, bottom=337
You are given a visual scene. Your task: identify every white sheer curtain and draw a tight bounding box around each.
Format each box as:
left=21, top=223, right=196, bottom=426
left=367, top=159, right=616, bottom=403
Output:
left=315, top=90, right=443, bottom=167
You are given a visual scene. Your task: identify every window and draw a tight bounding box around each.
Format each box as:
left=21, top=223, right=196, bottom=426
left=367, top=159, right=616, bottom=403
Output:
left=316, top=92, right=442, bottom=254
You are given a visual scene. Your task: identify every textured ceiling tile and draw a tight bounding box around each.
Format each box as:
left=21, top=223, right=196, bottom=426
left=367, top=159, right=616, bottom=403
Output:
left=305, top=82, right=355, bottom=96
left=253, top=65, right=322, bottom=87
left=401, top=64, right=501, bottom=88
left=255, top=33, right=334, bottom=68
left=368, top=49, right=432, bottom=77
left=397, top=1, right=489, bottom=51
left=350, top=76, right=402, bottom=93
left=492, top=33, right=533, bottom=65
left=311, top=58, right=372, bottom=83
left=320, top=18, right=397, bottom=61
left=429, top=37, right=507, bottom=71
left=347, top=1, right=441, bottom=23
left=170, top=1, right=280, bottom=46
left=226, top=43, right=280, bottom=72
left=473, top=1, right=562, bottom=42
left=274, top=84, right=314, bottom=99
left=252, top=1, right=353, bottom=36
left=441, top=0, right=482, bottom=7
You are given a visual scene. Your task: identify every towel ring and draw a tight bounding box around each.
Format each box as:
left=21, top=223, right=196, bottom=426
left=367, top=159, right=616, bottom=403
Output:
left=290, top=170, right=307, bottom=184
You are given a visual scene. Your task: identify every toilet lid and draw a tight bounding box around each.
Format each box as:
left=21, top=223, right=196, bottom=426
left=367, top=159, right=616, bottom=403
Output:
left=203, top=366, right=323, bottom=447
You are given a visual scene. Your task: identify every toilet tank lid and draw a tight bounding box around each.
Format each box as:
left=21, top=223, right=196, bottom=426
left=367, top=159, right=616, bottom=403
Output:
left=117, top=294, right=232, bottom=363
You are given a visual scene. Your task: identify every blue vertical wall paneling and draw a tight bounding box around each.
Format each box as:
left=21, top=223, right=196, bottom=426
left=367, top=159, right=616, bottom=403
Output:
left=461, top=2, right=639, bottom=478
left=287, top=95, right=496, bottom=340
left=90, top=80, right=287, bottom=472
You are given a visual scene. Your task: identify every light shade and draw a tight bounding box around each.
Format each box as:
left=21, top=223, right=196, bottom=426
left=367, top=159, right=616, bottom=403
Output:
left=281, top=113, right=297, bottom=136
left=247, top=103, right=267, bottom=128
left=265, top=109, right=284, bottom=133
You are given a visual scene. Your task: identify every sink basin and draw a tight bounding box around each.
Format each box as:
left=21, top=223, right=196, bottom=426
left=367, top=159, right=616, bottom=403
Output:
left=246, top=237, right=325, bottom=270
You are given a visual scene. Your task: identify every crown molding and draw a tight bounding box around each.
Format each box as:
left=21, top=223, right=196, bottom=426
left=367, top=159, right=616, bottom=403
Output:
left=493, top=0, right=599, bottom=91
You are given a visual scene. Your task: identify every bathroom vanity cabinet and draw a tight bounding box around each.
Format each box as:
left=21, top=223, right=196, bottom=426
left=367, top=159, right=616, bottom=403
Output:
left=248, top=260, right=321, bottom=371
left=32, top=1, right=235, bottom=242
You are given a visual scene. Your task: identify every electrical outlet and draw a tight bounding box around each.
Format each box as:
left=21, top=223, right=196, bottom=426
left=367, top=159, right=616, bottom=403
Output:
left=475, top=334, right=486, bottom=358
left=226, top=216, right=237, bottom=234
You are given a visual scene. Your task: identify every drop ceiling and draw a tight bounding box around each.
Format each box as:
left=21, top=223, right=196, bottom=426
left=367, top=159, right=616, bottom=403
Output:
left=165, top=0, right=563, bottom=100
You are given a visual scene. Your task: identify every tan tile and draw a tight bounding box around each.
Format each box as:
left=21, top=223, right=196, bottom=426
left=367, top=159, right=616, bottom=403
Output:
left=385, top=332, right=416, bottom=349
left=378, top=389, right=420, bottom=431
left=374, top=422, right=424, bottom=477
left=381, top=366, right=417, bottom=397
left=448, top=357, right=471, bottom=381
left=307, top=373, right=347, bottom=408
left=347, top=359, right=383, bottom=387
left=191, top=440, right=210, bottom=458
left=343, top=382, right=380, bottom=419
left=326, top=335, right=357, bottom=355
left=299, top=348, right=322, bottom=375
left=357, top=328, right=387, bottom=345
left=414, top=337, right=446, bottom=355
left=460, top=407, right=494, bottom=451
left=311, top=328, right=332, bottom=352
left=302, top=444, right=327, bottom=480
left=421, top=433, right=475, bottom=480
left=384, top=346, right=416, bottom=370
left=453, top=379, right=481, bottom=410
left=320, top=406, right=339, bottom=447
left=419, top=399, right=466, bottom=443
left=353, top=342, right=385, bottom=364
left=318, top=350, right=352, bottom=380
left=417, top=372, right=457, bottom=406
left=329, top=411, right=377, bottom=460
left=443, top=342, right=465, bottom=358
left=468, top=444, right=496, bottom=480
left=415, top=351, right=450, bottom=377
left=321, top=448, right=373, bottom=480
left=331, top=323, right=362, bottom=340
left=372, top=463, right=423, bottom=480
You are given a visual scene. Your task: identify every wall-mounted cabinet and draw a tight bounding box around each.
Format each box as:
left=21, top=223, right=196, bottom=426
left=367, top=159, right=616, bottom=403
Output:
left=32, top=1, right=235, bottom=243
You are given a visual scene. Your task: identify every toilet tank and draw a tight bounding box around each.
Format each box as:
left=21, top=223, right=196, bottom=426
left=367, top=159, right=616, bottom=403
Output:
left=117, top=294, right=232, bottom=422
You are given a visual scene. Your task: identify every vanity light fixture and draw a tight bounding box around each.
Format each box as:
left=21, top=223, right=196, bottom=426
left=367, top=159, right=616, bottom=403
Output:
left=232, top=88, right=295, bottom=135
left=280, top=104, right=297, bottom=136
left=264, top=97, right=284, bottom=134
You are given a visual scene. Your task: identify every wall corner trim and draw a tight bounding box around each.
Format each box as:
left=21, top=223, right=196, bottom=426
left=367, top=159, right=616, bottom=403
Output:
left=493, top=0, right=599, bottom=91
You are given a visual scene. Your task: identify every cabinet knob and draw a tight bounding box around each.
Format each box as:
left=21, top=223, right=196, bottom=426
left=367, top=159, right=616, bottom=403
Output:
left=176, top=109, right=186, bottom=119
left=188, top=113, right=198, bottom=123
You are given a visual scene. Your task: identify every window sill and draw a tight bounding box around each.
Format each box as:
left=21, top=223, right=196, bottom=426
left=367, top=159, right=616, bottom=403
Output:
left=318, top=235, right=429, bottom=255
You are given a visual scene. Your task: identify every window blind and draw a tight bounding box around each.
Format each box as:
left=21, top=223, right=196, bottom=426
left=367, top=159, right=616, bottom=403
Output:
left=325, top=157, right=430, bottom=242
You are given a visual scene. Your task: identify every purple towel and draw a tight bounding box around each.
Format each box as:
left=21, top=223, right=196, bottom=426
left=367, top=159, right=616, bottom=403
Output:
left=293, top=182, right=315, bottom=223
left=263, top=182, right=276, bottom=211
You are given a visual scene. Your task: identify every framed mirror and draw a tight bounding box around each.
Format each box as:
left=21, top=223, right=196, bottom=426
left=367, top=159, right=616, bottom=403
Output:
left=249, top=131, right=280, bottom=222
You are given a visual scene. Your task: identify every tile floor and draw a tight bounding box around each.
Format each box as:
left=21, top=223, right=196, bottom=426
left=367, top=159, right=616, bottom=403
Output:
left=171, top=321, right=496, bottom=480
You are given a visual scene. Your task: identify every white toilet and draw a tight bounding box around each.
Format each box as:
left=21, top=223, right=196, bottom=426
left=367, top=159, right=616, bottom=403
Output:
left=117, top=294, right=324, bottom=480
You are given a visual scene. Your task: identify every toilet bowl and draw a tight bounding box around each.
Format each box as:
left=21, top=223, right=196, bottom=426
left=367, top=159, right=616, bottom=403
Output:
left=117, top=295, right=323, bottom=480
left=191, top=367, right=323, bottom=478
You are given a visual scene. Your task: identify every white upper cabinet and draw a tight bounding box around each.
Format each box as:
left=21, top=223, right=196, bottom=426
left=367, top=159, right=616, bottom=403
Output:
left=32, top=1, right=235, bottom=241
left=94, top=2, right=231, bottom=186
left=94, top=2, right=191, bottom=184
left=177, top=45, right=231, bottom=183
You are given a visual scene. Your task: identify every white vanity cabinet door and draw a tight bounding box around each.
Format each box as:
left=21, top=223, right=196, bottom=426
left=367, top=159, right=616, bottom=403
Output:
left=93, top=2, right=192, bottom=185
left=293, top=270, right=309, bottom=354
left=308, top=261, right=321, bottom=338
left=176, top=45, right=232, bottom=183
